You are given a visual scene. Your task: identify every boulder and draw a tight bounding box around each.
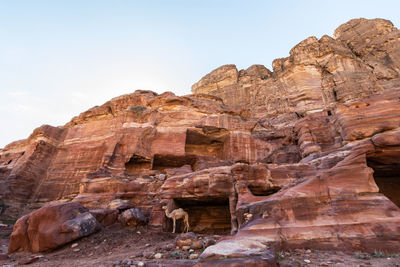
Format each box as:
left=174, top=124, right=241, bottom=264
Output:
left=118, top=208, right=147, bottom=226
left=191, top=240, right=204, bottom=250
left=175, top=232, right=196, bottom=248
left=90, top=209, right=119, bottom=226
left=107, top=199, right=135, bottom=211
left=8, top=202, right=101, bottom=253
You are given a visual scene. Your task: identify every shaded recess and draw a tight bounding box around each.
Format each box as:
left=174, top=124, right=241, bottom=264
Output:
left=125, top=155, right=152, bottom=175
left=152, top=154, right=197, bottom=173
left=248, top=185, right=281, bottom=196
left=367, top=149, right=400, bottom=208
left=170, top=198, right=231, bottom=234
left=185, top=126, right=229, bottom=158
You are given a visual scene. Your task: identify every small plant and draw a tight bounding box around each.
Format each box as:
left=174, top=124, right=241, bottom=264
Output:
left=128, top=105, right=147, bottom=114
left=276, top=251, right=285, bottom=260
left=354, top=252, right=363, bottom=259
left=0, top=217, right=17, bottom=224
left=372, top=250, right=385, bottom=258
left=354, top=252, right=371, bottom=260
left=168, top=252, right=180, bottom=260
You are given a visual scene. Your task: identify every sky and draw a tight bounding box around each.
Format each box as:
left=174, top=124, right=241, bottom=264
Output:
left=0, top=0, right=399, bottom=148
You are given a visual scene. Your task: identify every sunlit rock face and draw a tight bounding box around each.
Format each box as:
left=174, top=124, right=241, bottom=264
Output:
left=192, top=19, right=400, bottom=119
left=2, top=18, right=400, bottom=261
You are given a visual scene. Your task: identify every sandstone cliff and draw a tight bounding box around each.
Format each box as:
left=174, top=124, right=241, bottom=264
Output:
left=1, top=18, right=400, bottom=263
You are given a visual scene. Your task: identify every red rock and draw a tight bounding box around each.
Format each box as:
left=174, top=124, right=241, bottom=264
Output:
left=107, top=199, right=135, bottom=211
left=1, top=17, right=400, bottom=263
left=0, top=253, right=9, bottom=260
left=192, top=19, right=400, bottom=121
left=18, top=256, right=39, bottom=265
left=201, top=147, right=400, bottom=259
left=118, top=208, right=147, bottom=226
left=8, top=202, right=101, bottom=253
left=192, top=64, right=239, bottom=95
left=191, top=240, right=204, bottom=250
left=90, top=209, right=119, bottom=226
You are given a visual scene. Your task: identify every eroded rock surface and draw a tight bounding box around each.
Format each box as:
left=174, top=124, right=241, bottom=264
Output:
left=1, top=18, right=400, bottom=264
left=118, top=208, right=147, bottom=226
left=8, top=202, right=100, bottom=253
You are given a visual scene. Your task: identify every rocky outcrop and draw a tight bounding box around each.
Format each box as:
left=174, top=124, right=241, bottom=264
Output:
left=334, top=18, right=400, bottom=80
left=2, top=18, right=400, bottom=264
left=8, top=202, right=100, bottom=253
left=200, top=141, right=400, bottom=260
left=192, top=19, right=400, bottom=121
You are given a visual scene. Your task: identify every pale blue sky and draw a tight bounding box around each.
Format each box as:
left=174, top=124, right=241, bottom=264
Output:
left=0, top=0, right=399, bottom=148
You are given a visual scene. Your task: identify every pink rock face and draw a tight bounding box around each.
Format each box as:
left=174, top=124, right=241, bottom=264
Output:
left=1, top=18, right=400, bottom=262
left=200, top=144, right=400, bottom=260
left=192, top=19, right=400, bottom=120
left=8, top=202, right=100, bottom=253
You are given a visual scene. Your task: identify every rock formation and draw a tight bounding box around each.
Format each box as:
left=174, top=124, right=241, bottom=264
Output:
left=8, top=202, right=100, bottom=253
left=1, top=18, right=400, bottom=264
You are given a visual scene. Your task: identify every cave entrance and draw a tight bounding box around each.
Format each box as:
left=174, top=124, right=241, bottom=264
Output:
left=170, top=197, right=231, bottom=235
left=367, top=149, right=400, bottom=208
left=125, top=154, right=152, bottom=176
left=152, top=154, right=197, bottom=174
left=185, top=126, right=229, bottom=158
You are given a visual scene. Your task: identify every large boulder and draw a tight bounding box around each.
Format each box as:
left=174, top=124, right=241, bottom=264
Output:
left=8, top=202, right=101, bottom=253
left=90, top=208, right=119, bottom=226
left=118, top=208, right=147, bottom=226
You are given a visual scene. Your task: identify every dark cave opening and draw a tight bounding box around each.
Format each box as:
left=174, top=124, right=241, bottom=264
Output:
left=185, top=127, right=228, bottom=158
left=333, top=89, right=338, bottom=101
left=168, top=198, right=231, bottom=234
left=367, top=149, right=400, bottom=208
left=125, top=154, right=152, bottom=176
left=152, top=154, right=197, bottom=173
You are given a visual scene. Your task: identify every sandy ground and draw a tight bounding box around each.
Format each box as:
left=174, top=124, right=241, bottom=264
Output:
left=277, top=249, right=400, bottom=267
left=1, top=224, right=400, bottom=267
left=0, top=225, right=212, bottom=267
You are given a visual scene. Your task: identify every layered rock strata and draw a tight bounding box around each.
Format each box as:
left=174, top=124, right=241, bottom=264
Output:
left=1, top=18, right=400, bottom=263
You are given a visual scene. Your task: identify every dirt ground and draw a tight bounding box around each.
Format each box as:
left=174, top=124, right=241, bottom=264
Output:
left=1, top=224, right=400, bottom=267
left=0, top=224, right=215, bottom=267
left=276, top=249, right=400, bottom=267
